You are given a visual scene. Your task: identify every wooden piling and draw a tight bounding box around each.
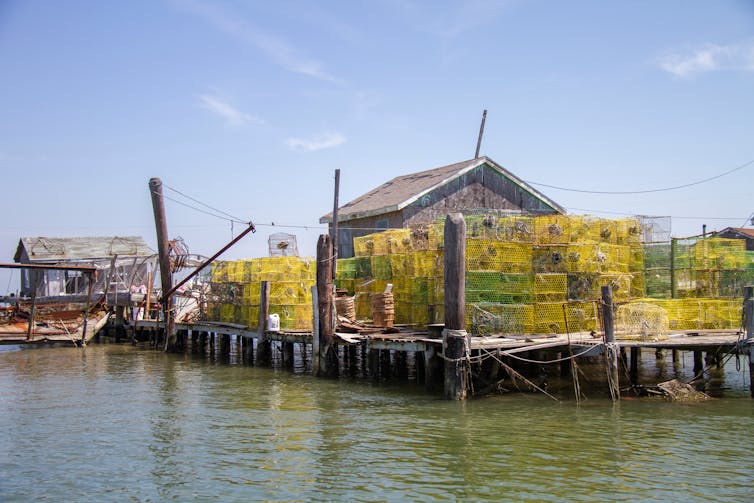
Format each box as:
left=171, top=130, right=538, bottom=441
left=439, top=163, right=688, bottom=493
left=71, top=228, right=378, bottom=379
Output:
left=630, top=347, right=640, bottom=385
left=744, top=286, right=754, bottom=398
left=243, top=336, right=254, bottom=364
left=149, top=178, right=177, bottom=351
left=693, top=351, right=704, bottom=375
left=282, top=341, right=295, bottom=369
left=219, top=333, right=230, bottom=359
left=256, top=281, right=272, bottom=366
left=368, top=348, right=379, bottom=379
left=26, top=270, right=38, bottom=341
left=443, top=213, right=468, bottom=400
left=316, top=234, right=338, bottom=377
left=601, top=285, right=620, bottom=401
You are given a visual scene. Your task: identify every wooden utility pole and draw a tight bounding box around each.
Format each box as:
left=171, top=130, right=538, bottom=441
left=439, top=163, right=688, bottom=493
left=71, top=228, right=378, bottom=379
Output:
left=148, top=177, right=176, bottom=351
left=331, top=169, right=340, bottom=280
left=443, top=213, right=468, bottom=400
left=601, top=285, right=620, bottom=401
left=474, top=109, right=487, bottom=159
left=316, top=234, right=338, bottom=377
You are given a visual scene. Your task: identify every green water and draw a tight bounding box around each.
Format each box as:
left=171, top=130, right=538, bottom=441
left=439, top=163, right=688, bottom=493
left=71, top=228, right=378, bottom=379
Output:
left=1, top=344, right=753, bottom=502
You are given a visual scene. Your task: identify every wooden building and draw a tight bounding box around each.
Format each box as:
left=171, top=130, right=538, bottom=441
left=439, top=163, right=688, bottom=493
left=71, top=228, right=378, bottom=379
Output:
left=13, top=236, right=155, bottom=298
left=713, top=227, right=754, bottom=251
left=320, top=156, right=565, bottom=258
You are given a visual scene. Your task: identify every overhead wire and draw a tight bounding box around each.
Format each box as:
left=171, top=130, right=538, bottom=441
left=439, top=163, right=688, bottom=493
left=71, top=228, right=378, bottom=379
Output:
left=527, top=158, right=754, bottom=195
left=164, top=184, right=248, bottom=223
left=566, top=207, right=749, bottom=221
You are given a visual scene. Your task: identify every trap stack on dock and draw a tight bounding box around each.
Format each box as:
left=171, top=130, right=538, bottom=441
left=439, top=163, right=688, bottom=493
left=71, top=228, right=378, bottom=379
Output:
left=334, top=213, right=754, bottom=337
left=370, top=292, right=394, bottom=328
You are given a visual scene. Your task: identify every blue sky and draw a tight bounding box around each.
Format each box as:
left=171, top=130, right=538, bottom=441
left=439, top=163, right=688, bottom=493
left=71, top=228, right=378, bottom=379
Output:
left=1, top=0, right=753, bottom=293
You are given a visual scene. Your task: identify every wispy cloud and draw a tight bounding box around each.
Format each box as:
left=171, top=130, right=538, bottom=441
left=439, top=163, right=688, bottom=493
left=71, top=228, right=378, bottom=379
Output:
left=198, top=94, right=261, bottom=126
left=388, top=0, right=514, bottom=40
left=656, top=41, right=754, bottom=77
left=286, top=132, right=346, bottom=152
left=172, top=0, right=341, bottom=84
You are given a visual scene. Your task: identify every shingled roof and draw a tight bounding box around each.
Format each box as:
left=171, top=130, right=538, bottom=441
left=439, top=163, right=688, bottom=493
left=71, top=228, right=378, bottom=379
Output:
left=14, top=236, right=154, bottom=263
left=320, top=156, right=564, bottom=223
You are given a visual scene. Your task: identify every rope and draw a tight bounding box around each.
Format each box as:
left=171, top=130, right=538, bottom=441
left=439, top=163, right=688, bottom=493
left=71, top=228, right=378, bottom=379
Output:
left=500, top=344, right=599, bottom=364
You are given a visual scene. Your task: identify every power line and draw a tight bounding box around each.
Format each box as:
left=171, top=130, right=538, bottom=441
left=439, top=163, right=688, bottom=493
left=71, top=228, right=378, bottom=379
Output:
left=527, top=158, right=754, bottom=194
left=567, top=206, right=749, bottom=220
left=160, top=192, right=247, bottom=224
left=162, top=184, right=251, bottom=224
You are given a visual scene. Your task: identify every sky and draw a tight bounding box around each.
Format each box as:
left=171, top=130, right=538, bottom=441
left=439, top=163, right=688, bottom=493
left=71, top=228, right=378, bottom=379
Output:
left=1, top=0, right=753, bottom=293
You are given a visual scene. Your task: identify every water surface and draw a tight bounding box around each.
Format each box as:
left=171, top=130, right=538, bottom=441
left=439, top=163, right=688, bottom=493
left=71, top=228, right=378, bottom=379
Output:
left=1, top=343, right=752, bottom=501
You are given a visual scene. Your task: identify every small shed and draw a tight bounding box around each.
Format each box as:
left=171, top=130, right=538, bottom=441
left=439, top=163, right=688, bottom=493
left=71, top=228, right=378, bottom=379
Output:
left=320, top=156, right=565, bottom=258
left=14, top=236, right=155, bottom=297
left=713, top=227, right=754, bottom=251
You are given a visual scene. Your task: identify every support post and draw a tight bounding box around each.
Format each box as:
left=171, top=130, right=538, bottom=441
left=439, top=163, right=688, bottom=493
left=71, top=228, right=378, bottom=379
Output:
left=311, top=285, right=319, bottom=375
left=79, top=270, right=94, bottom=346
left=283, top=341, right=295, bottom=369
left=316, top=234, right=338, bottom=377
left=744, top=286, right=754, bottom=398
left=256, top=281, right=271, bottom=366
left=693, top=351, right=703, bottom=375
left=601, top=285, right=620, bottom=401
left=26, top=269, right=38, bottom=341
left=630, top=347, right=640, bottom=385
left=424, top=346, right=440, bottom=390
left=443, top=214, right=468, bottom=400
left=331, top=169, right=340, bottom=280
left=670, top=238, right=677, bottom=299
left=149, top=178, right=176, bottom=351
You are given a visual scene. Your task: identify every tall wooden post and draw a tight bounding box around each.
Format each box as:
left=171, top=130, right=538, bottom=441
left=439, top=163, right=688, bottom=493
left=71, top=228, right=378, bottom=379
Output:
left=80, top=270, right=94, bottom=346
left=311, top=285, right=320, bottom=375
left=601, top=285, right=620, bottom=401
left=316, top=234, right=338, bottom=377
left=670, top=238, right=677, bottom=299
left=443, top=214, right=468, bottom=400
left=331, top=169, right=340, bottom=280
left=256, top=281, right=271, bottom=366
left=148, top=178, right=176, bottom=351
left=744, top=286, right=754, bottom=398
left=26, top=269, right=38, bottom=341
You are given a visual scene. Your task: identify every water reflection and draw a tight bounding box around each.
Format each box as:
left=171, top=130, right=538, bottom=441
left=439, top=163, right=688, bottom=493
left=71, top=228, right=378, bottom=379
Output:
left=1, top=344, right=753, bottom=501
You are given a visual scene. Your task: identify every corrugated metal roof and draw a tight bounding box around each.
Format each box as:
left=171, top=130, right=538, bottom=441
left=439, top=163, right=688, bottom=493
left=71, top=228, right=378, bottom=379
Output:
left=320, top=156, right=565, bottom=223
left=14, top=236, right=155, bottom=263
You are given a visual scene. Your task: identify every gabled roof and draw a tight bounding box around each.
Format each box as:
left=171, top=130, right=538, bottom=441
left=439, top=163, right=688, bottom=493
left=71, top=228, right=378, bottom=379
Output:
left=320, top=156, right=564, bottom=223
left=14, top=236, right=155, bottom=263
left=715, top=227, right=754, bottom=239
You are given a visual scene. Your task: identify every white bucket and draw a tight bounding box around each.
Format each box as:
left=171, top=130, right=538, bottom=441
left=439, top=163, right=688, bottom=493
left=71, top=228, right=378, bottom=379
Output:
left=268, top=313, right=280, bottom=331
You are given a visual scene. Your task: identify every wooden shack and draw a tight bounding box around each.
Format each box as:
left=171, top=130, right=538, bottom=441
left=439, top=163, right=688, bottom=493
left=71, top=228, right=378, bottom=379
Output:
left=713, top=227, right=754, bottom=251
left=320, top=156, right=565, bottom=258
left=13, top=236, right=155, bottom=299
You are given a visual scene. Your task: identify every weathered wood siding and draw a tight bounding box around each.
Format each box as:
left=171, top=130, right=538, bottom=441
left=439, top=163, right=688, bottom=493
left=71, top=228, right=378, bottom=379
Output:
left=334, top=163, right=560, bottom=258
left=403, top=164, right=558, bottom=224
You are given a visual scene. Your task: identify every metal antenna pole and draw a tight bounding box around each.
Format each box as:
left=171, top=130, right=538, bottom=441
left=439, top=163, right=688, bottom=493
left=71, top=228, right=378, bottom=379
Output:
left=474, top=109, right=487, bottom=159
